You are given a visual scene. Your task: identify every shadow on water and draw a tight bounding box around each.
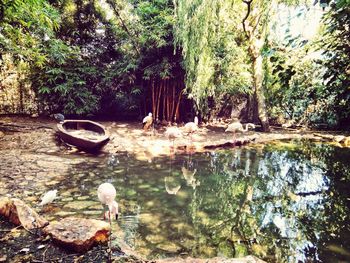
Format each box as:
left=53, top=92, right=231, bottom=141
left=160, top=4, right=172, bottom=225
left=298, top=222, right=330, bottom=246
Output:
left=1, top=139, right=349, bottom=262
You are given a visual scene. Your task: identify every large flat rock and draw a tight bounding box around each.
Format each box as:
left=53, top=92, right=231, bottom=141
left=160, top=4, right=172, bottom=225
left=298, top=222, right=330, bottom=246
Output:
left=0, top=198, right=110, bottom=253
left=43, top=217, right=110, bottom=252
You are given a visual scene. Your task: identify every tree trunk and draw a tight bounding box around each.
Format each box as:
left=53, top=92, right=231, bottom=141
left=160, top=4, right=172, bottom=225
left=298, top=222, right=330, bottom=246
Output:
left=242, top=0, right=272, bottom=132
left=252, top=55, right=270, bottom=131
left=249, top=39, right=270, bottom=132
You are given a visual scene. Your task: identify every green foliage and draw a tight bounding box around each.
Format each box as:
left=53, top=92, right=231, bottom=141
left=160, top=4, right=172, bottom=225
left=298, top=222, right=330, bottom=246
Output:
left=173, top=0, right=252, bottom=114
left=0, top=0, right=60, bottom=65
left=132, top=0, right=182, bottom=82
left=318, top=1, right=350, bottom=128
left=266, top=47, right=339, bottom=127
left=20, top=0, right=140, bottom=116
left=36, top=0, right=179, bottom=117
left=1, top=0, right=349, bottom=127
left=266, top=1, right=350, bottom=129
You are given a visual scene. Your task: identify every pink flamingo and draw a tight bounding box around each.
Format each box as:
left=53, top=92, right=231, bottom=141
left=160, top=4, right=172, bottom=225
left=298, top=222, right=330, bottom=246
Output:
left=97, top=183, right=119, bottom=220
left=165, top=126, right=182, bottom=150
left=225, top=121, right=255, bottom=145
left=184, top=116, right=198, bottom=144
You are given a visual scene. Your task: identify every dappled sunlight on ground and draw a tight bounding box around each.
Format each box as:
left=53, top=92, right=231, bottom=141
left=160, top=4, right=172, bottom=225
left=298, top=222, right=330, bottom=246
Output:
left=104, top=121, right=261, bottom=158
left=0, top=116, right=336, bottom=160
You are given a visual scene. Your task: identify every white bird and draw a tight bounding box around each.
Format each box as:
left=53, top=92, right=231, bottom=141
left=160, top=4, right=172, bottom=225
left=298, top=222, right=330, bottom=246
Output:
left=225, top=121, right=255, bottom=144
left=97, top=183, right=119, bottom=220
left=164, top=126, right=182, bottom=149
left=142, top=112, right=153, bottom=131
left=184, top=116, right=198, bottom=144
left=39, top=190, right=58, bottom=206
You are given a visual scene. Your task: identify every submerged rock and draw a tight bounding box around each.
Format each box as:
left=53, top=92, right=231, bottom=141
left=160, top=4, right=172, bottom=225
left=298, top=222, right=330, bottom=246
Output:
left=43, top=217, right=110, bottom=252
left=63, top=200, right=99, bottom=210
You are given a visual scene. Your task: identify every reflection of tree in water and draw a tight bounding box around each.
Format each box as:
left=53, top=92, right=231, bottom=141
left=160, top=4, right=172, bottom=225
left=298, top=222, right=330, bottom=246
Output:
left=298, top=142, right=350, bottom=262
left=187, top=141, right=350, bottom=262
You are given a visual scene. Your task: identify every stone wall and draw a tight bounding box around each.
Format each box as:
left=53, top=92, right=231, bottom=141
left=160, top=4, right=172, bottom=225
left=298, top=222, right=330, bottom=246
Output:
left=0, top=54, right=37, bottom=115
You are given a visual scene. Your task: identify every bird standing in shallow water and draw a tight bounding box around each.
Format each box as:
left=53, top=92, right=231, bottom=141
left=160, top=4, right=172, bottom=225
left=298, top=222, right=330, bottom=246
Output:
left=184, top=116, right=198, bottom=144
left=225, top=121, right=255, bottom=145
left=39, top=189, right=58, bottom=206
left=142, top=113, right=153, bottom=132
left=164, top=126, right=182, bottom=151
left=97, top=183, right=119, bottom=220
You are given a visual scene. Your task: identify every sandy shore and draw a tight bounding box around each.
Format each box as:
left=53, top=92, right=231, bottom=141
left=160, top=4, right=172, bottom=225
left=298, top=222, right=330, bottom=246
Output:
left=0, top=116, right=333, bottom=159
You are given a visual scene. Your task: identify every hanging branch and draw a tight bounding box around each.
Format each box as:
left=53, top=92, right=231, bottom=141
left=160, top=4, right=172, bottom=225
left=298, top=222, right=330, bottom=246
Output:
left=242, top=0, right=253, bottom=38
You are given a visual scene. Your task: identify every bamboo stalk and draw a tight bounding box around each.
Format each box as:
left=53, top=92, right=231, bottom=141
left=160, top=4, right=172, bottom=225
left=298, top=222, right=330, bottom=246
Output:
left=167, top=79, right=171, bottom=122
left=175, top=88, right=184, bottom=123
left=163, top=80, right=167, bottom=122
left=151, top=79, right=155, bottom=116
left=171, top=80, right=176, bottom=122
left=156, top=80, right=162, bottom=122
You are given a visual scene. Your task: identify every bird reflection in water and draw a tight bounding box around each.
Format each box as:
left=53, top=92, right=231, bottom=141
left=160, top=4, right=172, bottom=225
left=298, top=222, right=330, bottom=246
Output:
left=164, top=149, right=181, bottom=195
left=231, top=149, right=242, bottom=168
left=182, top=148, right=200, bottom=189
left=244, top=151, right=251, bottom=177
left=164, top=176, right=181, bottom=195
left=181, top=166, right=199, bottom=189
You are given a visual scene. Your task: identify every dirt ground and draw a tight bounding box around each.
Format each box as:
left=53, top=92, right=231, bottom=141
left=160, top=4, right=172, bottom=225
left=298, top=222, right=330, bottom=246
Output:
left=0, top=115, right=332, bottom=158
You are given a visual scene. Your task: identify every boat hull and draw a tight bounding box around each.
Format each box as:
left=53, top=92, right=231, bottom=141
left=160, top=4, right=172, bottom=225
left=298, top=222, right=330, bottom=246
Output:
left=57, top=120, right=110, bottom=151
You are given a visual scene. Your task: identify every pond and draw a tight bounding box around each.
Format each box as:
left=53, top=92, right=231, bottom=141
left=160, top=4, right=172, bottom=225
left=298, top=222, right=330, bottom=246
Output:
left=1, top=139, right=350, bottom=262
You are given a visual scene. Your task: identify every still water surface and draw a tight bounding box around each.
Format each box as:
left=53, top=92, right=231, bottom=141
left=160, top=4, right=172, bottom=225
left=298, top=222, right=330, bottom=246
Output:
left=45, top=140, right=350, bottom=262
left=50, top=142, right=350, bottom=262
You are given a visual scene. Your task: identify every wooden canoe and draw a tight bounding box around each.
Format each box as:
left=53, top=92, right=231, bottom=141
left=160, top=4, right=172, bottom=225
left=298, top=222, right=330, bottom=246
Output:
left=57, top=120, right=110, bottom=151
